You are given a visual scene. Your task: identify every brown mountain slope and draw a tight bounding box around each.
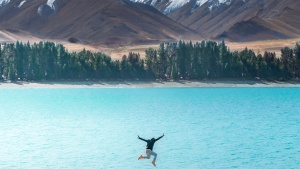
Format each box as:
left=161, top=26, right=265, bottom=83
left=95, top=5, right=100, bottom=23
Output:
left=0, top=0, right=198, bottom=46
left=168, top=0, right=300, bottom=42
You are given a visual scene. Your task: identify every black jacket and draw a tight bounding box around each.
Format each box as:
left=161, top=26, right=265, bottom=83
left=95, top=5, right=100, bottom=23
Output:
left=138, top=135, right=164, bottom=150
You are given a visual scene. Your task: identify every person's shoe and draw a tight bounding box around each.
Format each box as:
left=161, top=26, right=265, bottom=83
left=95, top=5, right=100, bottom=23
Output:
left=152, top=160, right=156, bottom=167
left=138, top=155, right=143, bottom=160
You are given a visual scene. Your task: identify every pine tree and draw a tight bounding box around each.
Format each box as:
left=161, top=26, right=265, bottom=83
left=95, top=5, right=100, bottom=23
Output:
left=177, top=40, right=187, bottom=79
left=145, top=48, right=158, bottom=78
left=158, top=43, right=167, bottom=79
left=294, top=43, right=300, bottom=78
left=281, top=47, right=294, bottom=79
left=0, top=43, right=3, bottom=80
left=165, top=42, right=178, bottom=79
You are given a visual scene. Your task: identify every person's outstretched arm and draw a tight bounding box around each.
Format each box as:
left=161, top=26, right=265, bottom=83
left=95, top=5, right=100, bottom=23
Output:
left=138, top=135, right=147, bottom=142
left=155, top=133, right=164, bottom=141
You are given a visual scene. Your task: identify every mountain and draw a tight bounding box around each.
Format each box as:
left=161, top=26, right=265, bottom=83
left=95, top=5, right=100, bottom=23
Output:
left=1, top=0, right=299, bottom=46
left=0, top=0, right=198, bottom=46
left=132, top=0, right=300, bottom=42
left=167, top=0, right=300, bottom=41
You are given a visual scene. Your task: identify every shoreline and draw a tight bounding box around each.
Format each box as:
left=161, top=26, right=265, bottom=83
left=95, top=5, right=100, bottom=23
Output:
left=1, top=79, right=300, bottom=88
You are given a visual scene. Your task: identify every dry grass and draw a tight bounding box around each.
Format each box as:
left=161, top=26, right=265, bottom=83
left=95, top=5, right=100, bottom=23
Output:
left=102, top=38, right=300, bottom=60
left=99, top=44, right=159, bottom=60
left=1, top=29, right=299, bottom=59
left=0, top=29, right=100, bottom=53
left=226, top=38, right=300, bottom=56
left=0, top=29, right=154, bottom=60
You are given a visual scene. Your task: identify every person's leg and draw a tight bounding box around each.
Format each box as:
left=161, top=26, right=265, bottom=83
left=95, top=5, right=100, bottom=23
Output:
left=148, top=151, right=157, bottom=160
left=138, top=150, right=151, bottom=160
left=138, top=155, right=143, bottom=160
left=148, top=150, right=157, bottom=166
left=144, top=149, right=151, bottom=159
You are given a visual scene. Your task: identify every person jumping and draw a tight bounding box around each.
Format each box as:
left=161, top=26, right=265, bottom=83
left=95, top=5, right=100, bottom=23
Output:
left=137, top=133, right=164, bottom=167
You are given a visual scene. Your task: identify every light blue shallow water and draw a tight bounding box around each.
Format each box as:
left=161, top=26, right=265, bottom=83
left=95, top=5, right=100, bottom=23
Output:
left=0, top=88, right=300, bottom=169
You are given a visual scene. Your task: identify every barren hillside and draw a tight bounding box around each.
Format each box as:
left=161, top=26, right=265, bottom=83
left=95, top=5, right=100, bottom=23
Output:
left=0, top=0, right=198, bottom=46
left=168, top=0, right=300, bottom=41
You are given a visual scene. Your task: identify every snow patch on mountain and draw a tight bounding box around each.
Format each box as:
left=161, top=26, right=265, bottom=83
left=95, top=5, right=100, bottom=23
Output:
left=196, top=0, right=208, bottom=6
left=37, top=0, right=56, bottom=17
left=206, top=0, right=232, bottom=12
left=131, top=0, right=233, bottom=14
left=47, top=0, right=56, bottom=10
left=18, top=0, right=26, bottom=8
left=0, top=0, right=10, bottom=7
left=197, top=0, right=232, bottom=7
left=132, top=0, right=191, bottom=13
left=164, top=0, right=191, bottom=14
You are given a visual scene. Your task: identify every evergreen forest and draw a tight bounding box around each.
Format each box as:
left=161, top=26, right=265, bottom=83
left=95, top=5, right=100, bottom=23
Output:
left=0, top=40, right=300, bottom=81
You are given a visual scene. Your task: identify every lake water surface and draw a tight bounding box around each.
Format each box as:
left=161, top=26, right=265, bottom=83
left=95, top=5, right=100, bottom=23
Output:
left=0, top=88, right=299, bottom=168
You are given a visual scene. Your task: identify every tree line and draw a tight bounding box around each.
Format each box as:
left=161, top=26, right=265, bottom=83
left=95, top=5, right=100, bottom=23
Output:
left=0, top=40, right=299, bottom=81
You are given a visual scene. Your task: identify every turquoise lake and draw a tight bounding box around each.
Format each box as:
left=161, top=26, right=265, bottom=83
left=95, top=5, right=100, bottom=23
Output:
left=0, top=88, right=299, bottom=169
